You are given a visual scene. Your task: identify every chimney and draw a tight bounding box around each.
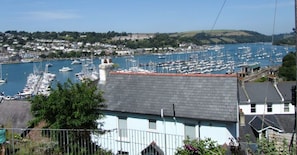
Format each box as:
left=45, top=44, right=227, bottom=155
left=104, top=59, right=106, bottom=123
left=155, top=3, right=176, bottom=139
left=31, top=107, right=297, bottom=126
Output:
left=239, top=109, right=245, bottom=126
left=99, top=58, right=113, bottom=84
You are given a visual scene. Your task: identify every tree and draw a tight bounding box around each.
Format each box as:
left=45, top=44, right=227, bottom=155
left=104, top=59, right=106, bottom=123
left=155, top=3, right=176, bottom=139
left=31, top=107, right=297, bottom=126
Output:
left=30, top=79, right=107, bottom=154
left=30, top=79, right=106, bottom=129
left=279, top=52, right=296, bottom=81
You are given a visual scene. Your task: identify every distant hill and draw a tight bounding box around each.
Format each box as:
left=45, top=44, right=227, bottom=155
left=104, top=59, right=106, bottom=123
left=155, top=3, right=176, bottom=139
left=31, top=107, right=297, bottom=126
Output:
left=170, top=30, right=271, bottom=45
left=272, top=32, right=295, bottom=45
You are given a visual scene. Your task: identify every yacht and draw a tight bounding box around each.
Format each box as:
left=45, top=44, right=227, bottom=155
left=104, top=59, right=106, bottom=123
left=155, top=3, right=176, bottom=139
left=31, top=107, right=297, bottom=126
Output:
left=59, top=66, right=73, bottom=72
left=71, top=59, right=81, bottom=65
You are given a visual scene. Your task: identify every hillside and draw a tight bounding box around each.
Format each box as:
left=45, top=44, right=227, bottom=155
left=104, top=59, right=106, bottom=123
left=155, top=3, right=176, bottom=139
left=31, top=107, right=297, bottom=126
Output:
left=273, top=32, right=295, bottom=45
left=171, top=30, right=271, bottom=45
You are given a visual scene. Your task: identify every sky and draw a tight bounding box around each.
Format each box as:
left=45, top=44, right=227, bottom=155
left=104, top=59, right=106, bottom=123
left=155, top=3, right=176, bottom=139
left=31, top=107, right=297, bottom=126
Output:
left=0, top=0, right=295, bottom=35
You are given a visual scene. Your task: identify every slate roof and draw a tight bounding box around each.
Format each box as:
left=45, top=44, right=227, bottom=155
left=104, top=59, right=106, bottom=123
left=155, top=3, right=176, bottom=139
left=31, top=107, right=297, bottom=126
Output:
left=239, top=114, right=295, bottom=143
left=242, top=82, right=282, bottom=103
left=0, top=100, right=32, bottom=129
left=248, top=116, right=283, bottom=132
left=238, top=82, right=249, bottom=103
left=100, top=72, right=238, bottom=122
left=277, top=81, right=296, bottom=102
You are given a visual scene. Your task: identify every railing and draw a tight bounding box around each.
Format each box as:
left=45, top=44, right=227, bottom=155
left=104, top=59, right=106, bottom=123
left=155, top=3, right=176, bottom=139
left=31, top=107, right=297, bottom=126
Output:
left=2, top=128, right=184, bottom=155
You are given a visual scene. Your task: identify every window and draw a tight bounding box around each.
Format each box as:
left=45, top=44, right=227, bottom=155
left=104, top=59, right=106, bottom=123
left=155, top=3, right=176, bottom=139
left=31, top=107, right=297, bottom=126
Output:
left=267, top=103, right=272, bottom=112
left=284, top=103, right=289, bottom=112
left=118, top=117, right=127, bottom=138
left=184, top=124, right=195, bottom=139
left=149, top=119, right=156, bottom=130
left=251, top=104, right=256, bottom=113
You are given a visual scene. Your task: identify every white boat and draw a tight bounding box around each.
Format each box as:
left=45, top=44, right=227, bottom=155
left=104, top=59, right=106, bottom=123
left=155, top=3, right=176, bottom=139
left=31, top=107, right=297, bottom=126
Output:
left=71, top=59, right=81, bottom=65
left=0, top=64, right=6, bottom=84
left=59, top=66, right=73, bottom=72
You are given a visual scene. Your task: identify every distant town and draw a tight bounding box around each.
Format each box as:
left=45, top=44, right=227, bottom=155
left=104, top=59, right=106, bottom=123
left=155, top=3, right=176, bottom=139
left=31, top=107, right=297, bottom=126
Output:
left=0, top=30, right=291, bottom=64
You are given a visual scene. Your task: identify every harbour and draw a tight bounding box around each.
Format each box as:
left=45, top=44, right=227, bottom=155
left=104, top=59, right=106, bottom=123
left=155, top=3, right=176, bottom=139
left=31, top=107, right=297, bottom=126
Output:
left=0, top=42, right=294, bottom=97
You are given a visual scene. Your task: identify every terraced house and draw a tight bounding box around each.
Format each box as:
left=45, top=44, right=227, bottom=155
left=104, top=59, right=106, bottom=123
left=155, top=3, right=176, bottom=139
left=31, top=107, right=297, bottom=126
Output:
left=94, top=59, right=239, bottom=154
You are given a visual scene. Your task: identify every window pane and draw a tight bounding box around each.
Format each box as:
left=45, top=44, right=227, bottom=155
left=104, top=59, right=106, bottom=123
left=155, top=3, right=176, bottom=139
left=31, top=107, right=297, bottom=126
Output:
left=267, top=103, right=272, bottom=112
left=185, top=125, right=195, bottom=139
left=118, top=117, right=127, bottom=138
left=149, top=120, right=156, bottom=129
left=251, top=104, right=256, bottom=113
left=284, top=103, right=289, bottom=112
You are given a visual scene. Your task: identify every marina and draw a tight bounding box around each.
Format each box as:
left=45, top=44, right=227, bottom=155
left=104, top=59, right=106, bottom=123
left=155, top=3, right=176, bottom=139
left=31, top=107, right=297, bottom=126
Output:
left=0, top=43, right=294, bottom=98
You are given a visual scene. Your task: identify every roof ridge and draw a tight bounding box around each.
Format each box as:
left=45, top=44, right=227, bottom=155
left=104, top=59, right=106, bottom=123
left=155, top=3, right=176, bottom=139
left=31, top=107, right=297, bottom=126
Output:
left=110, top=71, right=237, bottom=77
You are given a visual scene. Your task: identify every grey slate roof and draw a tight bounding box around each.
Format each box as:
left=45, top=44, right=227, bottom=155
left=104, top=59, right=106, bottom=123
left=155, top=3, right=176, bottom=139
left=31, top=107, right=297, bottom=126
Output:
left=248, top=116, right=283, bottom=132
left=238, top=81, right=296, bottom=104
left=0, top=100, right=32, bottom=128
left=238, top=82, right=249, bottom=103
left=277, top=81, right=296, bottom=102
left=239, top=114, right=295, bottom=143
left=100, top=72, right=238, bottom=122
left=242, top=82, right=282, bottom=103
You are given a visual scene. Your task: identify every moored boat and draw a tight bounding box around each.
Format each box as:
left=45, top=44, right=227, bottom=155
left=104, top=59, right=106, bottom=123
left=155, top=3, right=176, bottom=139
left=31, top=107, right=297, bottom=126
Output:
left=59, top=66, right=73, bottom=72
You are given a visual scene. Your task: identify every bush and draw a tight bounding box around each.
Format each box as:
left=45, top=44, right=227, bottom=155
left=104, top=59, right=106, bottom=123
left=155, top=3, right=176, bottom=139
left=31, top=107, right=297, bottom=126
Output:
left=176, top=137, right=226, bottom=155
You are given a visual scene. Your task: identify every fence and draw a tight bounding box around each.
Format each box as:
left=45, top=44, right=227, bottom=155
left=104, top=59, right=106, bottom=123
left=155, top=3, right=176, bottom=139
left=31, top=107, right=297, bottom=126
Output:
left=2, top=128, right=184, bottom=155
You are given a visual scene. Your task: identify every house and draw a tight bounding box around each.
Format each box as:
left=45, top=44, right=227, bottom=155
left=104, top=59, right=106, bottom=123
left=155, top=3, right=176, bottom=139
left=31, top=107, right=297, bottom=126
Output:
left=0, top=100, right=32, bottom=130
left=95, top=60, right=239, bottom=154
left=238, top=81, right=295, bottom=115
left=238, top=80, right=296, bottom=150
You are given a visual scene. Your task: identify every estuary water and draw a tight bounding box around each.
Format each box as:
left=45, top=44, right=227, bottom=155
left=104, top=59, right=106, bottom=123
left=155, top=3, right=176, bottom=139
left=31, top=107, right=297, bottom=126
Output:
left=0, top=43, right=294, bottom=96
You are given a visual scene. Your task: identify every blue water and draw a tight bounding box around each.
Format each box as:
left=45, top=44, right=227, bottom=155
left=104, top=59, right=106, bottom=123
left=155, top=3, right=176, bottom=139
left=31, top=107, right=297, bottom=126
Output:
left=0, top=43, right=294, bottom=96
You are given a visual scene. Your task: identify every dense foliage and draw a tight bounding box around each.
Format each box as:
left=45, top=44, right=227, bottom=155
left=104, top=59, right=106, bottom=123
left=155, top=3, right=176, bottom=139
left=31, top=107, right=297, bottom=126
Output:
left=193, top=30, right=271, bottom=44
left=29, top=79, right=107, bottom=154
left=1, top=30, right=272, bottom=50
left=278, top=52, right=296, bottom=81
left=30, top=79, right=106, bottom=129
left=176, top=137, right=226, bottom=155
left=273, top=32, right=295, bottom=45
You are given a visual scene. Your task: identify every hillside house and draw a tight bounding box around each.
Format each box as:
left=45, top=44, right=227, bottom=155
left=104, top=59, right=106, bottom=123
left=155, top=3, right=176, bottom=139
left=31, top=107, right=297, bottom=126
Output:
left=238, top=80, right=295, bottom=147
left=96, top=60, right=239, bottom=154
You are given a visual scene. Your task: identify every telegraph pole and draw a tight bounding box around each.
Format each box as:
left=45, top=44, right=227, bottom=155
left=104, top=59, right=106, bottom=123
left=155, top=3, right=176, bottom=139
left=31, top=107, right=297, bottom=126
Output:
left=295, top=0, right=297, bottom=153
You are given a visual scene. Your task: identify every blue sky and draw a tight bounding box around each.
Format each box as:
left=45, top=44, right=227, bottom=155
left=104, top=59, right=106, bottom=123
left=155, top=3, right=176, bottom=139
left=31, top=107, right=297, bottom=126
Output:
left=0, top=0, right=294, bottom=35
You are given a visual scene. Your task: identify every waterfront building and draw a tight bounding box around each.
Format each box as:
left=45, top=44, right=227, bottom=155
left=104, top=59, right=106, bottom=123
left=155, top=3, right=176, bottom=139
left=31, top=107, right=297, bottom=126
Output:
left=96, top=60, right=239, bottom=154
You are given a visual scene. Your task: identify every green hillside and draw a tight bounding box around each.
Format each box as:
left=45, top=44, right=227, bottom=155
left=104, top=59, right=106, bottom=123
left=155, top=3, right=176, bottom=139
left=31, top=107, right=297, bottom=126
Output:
left=171, top=30, right=271, bottom=45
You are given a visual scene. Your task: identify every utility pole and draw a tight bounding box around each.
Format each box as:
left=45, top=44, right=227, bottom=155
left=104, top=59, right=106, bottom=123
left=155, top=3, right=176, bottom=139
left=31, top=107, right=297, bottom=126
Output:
left=295, top=0, right=297, bottom=153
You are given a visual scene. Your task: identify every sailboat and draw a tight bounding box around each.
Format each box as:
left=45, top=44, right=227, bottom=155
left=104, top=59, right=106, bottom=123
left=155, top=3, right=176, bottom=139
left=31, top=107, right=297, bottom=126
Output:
left=0, top=64, right=6, bottom=83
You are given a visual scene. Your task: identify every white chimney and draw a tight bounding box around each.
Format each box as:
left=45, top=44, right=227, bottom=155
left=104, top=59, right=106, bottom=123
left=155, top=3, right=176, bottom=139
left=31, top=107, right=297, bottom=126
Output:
left=99, top=58, right=113, bottom=84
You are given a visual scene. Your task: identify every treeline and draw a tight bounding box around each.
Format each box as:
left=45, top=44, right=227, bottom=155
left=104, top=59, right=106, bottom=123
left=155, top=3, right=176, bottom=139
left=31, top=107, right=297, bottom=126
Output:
left=1, top=30, right=129, bottom=44
left=1, top=30, right=275, bottom=49
left=112, top=30, right=272, bottom=49
left=193, top=30, right=271, bottom=44
left=273, top=32, right=295, bottom=45
left=278, top=52, right=296, bottom=81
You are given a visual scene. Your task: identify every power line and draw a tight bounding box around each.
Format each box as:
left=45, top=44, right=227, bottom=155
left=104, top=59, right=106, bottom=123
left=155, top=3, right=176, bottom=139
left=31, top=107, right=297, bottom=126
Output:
left=271, top=0, right=278, bottom=43
left=211, top=0, right=227, bottom=31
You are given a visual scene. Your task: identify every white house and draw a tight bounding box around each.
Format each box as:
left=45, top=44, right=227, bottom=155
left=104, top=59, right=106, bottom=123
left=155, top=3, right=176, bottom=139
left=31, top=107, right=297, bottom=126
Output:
left=238, top=80, right=295, bottom=115
left=95, top=61, right=239, bottom=154
left=238, top=80, right=295, bottom=145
